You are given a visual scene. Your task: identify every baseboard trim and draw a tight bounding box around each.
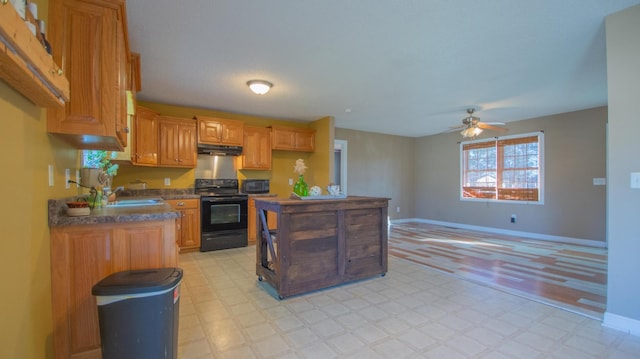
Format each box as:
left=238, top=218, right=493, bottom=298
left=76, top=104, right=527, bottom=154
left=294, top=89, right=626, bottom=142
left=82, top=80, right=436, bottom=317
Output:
left=390, top=218, right=606, bottom=248
left=603, top=312, right=640, bottom=336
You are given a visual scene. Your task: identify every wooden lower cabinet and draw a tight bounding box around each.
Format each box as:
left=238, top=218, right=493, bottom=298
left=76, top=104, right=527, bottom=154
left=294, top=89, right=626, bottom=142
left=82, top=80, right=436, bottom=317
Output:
left=166, top=199, right=201, bottom=251
left=248, top=197, right=277, bottom=244
left=50, top=220, right=177, bottom=359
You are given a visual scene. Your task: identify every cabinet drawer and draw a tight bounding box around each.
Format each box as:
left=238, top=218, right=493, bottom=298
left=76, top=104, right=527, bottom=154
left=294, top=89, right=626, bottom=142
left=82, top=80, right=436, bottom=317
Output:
left=166, top=199, right=199, bottom=210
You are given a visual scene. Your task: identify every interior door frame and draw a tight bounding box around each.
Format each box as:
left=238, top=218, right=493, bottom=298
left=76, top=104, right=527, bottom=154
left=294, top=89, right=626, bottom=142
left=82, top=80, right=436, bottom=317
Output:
left=334, top=140, right=348, bottom=195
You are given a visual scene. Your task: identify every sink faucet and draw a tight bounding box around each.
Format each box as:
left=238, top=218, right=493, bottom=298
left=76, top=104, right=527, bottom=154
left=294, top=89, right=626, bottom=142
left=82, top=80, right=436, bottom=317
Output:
left=106, top=186, right=125, bottom=203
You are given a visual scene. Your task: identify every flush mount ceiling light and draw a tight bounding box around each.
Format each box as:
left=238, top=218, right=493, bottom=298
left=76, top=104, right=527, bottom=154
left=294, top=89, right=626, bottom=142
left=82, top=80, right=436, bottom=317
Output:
left=247, top=80, right=273, bottom=95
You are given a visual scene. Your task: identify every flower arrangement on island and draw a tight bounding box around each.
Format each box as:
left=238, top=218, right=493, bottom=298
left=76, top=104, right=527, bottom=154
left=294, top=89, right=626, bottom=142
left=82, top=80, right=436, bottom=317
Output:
left=293, top=159, right=309, bottom=196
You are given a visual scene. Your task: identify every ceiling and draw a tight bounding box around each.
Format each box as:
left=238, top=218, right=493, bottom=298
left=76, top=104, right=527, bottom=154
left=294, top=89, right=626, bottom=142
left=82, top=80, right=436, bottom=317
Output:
left=126, top=0, right=640, bottom=138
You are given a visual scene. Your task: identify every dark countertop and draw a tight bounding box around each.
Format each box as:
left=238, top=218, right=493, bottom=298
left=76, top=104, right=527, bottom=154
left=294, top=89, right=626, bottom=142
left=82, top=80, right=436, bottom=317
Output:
left=48, top=198, right=180, bottom=227
left=48, top=188, right=199, bottom=227
left=245, top=193, right=278, bottom=198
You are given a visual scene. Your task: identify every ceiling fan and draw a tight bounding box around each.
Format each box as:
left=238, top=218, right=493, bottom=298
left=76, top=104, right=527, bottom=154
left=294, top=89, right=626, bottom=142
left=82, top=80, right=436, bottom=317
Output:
left=450, top=108, right=508, bottom=138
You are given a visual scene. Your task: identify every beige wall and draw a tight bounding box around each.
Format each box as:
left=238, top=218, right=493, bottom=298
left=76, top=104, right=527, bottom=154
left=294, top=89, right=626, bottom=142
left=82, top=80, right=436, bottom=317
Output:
left=605, top=4, right=640, bottom=328
left=0, top=1, right=80, bottom=358
left=334, top=128, right=415, bottom=220
left=0, top=55, right=79, bottom=359
left=414, top=107, right=607, bottom=243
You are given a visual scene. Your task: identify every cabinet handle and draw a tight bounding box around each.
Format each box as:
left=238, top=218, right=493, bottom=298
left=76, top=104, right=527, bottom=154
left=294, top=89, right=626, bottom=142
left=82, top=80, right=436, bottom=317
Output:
left=123, top=127, right=130, bottom=133
left=177, top=201, right=185, bottom=206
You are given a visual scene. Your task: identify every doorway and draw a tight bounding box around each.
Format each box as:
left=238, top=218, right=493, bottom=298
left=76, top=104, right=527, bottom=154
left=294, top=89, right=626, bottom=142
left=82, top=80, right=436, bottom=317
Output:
left=334, top=140, right=348, bottom=195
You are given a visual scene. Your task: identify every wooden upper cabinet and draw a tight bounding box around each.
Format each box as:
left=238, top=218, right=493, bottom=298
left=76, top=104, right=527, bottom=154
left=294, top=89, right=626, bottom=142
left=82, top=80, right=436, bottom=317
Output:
left=158, top=116, right=197, bottom=168
left=241, top=126, right=272, bottom=170
left=0, top=3, right=69, bottom=107
left=271, top=126, right=316, bottom=152
left=132, top=106, right=158, bottom=166
left=47, top=0, right=130, bottom=151
left=196, top=116, right=244, bottom=146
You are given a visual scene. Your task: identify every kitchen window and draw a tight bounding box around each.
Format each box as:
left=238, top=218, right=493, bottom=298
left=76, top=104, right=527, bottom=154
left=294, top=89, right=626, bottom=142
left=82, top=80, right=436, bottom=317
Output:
left=460, top=132, right=544, bottom=203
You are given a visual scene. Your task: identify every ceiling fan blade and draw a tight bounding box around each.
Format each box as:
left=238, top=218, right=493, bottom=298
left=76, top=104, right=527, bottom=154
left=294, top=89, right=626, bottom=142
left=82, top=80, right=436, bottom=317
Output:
left=482, top=122, right=506, bottom=125
left=445, top=126, right=465, bottom=133
left=478, top=123, right=508, bottom=132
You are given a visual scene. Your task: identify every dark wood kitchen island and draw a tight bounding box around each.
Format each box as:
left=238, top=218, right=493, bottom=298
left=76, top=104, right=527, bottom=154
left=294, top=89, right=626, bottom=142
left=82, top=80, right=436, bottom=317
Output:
left=254, top=196, right=390, bottom=299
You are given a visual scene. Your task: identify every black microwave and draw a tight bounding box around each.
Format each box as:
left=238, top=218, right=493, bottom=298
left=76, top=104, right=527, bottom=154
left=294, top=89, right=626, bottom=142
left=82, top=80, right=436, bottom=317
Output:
left=241, top=179, right=270, bottom=194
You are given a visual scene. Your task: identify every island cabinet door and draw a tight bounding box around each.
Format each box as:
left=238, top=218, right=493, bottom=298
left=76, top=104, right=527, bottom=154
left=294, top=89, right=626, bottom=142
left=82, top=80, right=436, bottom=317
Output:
left=282, top=211, right=342, bottom=296
left=344, top=207, right=387, bottom=280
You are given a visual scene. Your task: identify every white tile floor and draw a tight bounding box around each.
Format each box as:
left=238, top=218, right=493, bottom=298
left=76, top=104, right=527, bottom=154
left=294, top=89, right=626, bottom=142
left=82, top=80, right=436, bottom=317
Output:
left=177, top=246, right=640, bottom=358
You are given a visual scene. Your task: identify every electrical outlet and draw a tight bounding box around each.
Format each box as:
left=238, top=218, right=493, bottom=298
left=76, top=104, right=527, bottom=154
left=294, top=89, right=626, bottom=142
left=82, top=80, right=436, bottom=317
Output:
left=164, top=177, right=171, bottom=186
left=65, top=169, right=70, bottom=189
left=396, top=206, right=400, bottom=213
left=288, top=178, right=293, bottom=185
left=75, top=170, right=80, bottom=187
left=511, top=214, right=517, bottom=223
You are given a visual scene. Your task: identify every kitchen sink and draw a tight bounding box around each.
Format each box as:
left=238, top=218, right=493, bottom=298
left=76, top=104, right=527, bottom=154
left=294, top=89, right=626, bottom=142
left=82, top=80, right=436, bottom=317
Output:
left=107, top=198, right=164, bottom=207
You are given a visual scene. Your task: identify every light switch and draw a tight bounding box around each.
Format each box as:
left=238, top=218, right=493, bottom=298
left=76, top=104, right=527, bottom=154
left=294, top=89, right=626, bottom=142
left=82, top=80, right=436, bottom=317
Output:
left=48, top=165, right=54, bottom=187
left=593, top=178, right=606, bottom=186
left=631, top=172, right=640, bottom=189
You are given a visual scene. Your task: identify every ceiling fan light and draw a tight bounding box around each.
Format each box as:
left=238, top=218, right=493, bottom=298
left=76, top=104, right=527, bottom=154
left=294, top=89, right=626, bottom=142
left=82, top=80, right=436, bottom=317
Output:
left=247, top=80, right=273, bottom=95
left=460, top=126, right=483, bottom=138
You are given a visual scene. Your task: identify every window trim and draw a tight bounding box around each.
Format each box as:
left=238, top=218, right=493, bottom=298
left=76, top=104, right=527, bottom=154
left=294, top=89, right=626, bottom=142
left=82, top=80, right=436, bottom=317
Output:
left=459, top=131, right=544, bottom=205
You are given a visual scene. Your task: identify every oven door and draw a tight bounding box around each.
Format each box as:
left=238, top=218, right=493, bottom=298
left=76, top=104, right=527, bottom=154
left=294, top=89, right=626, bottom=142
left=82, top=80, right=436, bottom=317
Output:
left=201, top=196, right=248, bottom=232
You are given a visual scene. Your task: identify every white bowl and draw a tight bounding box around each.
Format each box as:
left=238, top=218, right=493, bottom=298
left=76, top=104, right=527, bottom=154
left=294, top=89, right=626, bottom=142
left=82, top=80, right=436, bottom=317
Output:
left=67, top=207, right=90, bottom=216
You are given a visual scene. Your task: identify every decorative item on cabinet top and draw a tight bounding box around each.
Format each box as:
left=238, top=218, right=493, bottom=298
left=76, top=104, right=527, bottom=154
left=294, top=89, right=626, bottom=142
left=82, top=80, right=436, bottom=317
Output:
left=0, top=1, right=69, bottom=107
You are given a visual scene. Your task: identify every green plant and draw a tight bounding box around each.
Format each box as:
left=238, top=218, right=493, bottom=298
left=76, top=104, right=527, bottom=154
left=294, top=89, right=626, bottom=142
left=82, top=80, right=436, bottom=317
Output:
left=84, top=150, right=119, bottom=176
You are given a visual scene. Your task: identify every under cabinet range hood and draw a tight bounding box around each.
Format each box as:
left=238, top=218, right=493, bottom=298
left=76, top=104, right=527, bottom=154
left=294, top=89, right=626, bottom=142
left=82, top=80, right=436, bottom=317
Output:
left=197, top=144, right=243, bottom=156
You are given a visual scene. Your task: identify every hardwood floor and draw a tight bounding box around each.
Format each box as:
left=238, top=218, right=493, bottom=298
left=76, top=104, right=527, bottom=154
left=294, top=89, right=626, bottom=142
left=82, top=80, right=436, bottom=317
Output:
left=388, top=222, right=607, bottom=319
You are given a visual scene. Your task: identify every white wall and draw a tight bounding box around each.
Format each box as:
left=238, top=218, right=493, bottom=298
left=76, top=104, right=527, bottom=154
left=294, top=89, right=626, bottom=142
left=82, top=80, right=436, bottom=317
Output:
left=604, top=4, right=640, bottom=335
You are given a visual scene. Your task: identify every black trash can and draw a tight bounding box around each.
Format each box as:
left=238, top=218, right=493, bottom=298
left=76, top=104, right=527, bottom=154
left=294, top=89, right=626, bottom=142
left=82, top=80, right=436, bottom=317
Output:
left=91, top=267, right=183, bottom=359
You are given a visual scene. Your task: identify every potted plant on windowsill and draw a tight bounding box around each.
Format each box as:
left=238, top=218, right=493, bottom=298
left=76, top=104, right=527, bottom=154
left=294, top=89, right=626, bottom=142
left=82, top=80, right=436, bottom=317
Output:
left=81, top=150, right=119, bottom=189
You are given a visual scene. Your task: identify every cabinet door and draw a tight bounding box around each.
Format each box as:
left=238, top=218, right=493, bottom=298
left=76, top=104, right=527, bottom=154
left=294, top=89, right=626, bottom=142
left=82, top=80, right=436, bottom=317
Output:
left=47, top=0, right=127, bottom=151
left=295, top=131, right=315, bottom=152
left=50, top=220, right=177, bottom=359
left=344, top=208, right=385, bottom=280
left=272, top=128, right=296, bottom=150
left=271, top=126, right=316, bottom=152
left=180, top=208, right=200, bottom=248
left=222, top=121, right=245, bottom=146
left=248, top=199, right=257, bottom=243
left=242, top=126, right=272, bottom=170
left=133, top=106, right=158, bottom=166
left=159, top=120, right=181, bottom=166
left=178, top=122, right=197, bottom=167
left=166, top=199, right=201, bottom=250
left=159, top=117, right=196, bottom=168
left=115, top=12, right=128, bottom=147
left=198, top=118, right=223, bottom=144
left=196, top=116, right=244, bottom=145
